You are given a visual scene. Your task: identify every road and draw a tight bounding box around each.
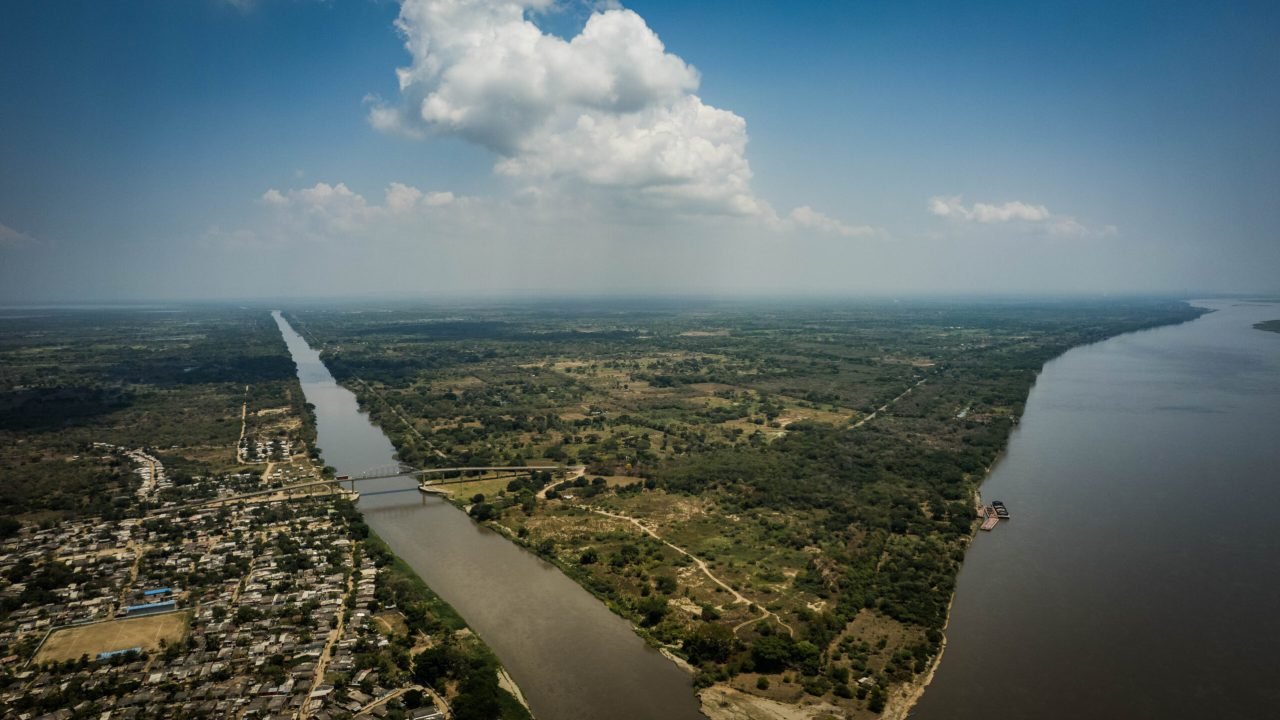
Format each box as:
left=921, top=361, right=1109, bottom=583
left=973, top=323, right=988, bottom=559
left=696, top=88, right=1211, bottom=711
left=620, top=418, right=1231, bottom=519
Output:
left=580, top=506, right=794, bottom=638
left=851, top=378, right=927, bottom=429
left=302, top=545, right=356, bottom=719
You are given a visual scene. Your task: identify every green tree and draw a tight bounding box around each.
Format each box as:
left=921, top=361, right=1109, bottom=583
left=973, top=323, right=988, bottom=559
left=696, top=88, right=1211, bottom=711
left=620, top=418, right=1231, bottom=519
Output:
left=636, top=596, right=668, bottom=627
left=684, top=623, right=734, bottom=664
left=750, top=635, right=796, bottom=673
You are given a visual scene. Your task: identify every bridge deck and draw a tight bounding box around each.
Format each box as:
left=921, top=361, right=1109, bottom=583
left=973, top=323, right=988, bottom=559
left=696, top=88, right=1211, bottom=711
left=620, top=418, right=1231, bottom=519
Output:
left=152, top=465, right=583, bottom=514
left=350, top=465, right=583, bottom=482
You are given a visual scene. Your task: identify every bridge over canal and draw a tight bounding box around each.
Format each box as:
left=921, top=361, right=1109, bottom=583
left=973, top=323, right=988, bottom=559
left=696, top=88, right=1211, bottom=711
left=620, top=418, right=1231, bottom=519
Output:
left=160, top=465, right=584, bottom=513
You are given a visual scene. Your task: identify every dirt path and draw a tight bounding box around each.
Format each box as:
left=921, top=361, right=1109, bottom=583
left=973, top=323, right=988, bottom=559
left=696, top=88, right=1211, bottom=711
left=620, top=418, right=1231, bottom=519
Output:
left=236, top=385, right=250, bottom=463
left=581, top=506, right=794, bottom=637
left=302, top=545, right=356, bottom=718
left=851, top=378, right=927, bottom=429
left=535, top=466, right=586, bottom=499
left=117, top=540, right=144, bottom=611
left=353, top=377, right=448, bottom=460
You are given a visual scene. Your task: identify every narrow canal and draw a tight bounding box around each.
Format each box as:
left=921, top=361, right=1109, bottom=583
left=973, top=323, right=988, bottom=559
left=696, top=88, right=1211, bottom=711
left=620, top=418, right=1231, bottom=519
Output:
left=272, top=311, right=705, bottom=720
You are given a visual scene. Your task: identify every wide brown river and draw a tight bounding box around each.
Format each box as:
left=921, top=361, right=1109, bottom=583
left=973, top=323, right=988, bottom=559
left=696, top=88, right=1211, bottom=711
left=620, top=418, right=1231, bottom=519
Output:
left=272, top=312, right=704, bottom=720
left=914, top=300, right=1280, bottom=719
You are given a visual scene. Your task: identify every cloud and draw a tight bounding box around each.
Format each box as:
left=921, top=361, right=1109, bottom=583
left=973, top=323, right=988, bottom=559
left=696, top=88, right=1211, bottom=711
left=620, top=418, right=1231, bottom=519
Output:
left=0, top=222, right=38, bottom=249
left=929, top=195, right=1115, bottom=237
left=249, top=182, right=467, bottom=245
left=368, top=0, right=863, bottom=234
left=928, top=196, right=1049, bottom=223
left=787, top=206, right=881, bottom=238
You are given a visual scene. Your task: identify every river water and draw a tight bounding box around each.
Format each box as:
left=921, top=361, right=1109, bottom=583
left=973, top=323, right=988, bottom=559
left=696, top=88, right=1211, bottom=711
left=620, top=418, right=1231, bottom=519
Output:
left=914, top=301, right=1280, bottom=719
left=271, top=312, right=704, bottom=720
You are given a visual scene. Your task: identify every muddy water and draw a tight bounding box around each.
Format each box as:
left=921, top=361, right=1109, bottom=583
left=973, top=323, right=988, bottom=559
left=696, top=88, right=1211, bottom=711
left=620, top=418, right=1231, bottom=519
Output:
left=273, top=311, right=704, bottom=720
left=914, top=301, right=1280, bottom=719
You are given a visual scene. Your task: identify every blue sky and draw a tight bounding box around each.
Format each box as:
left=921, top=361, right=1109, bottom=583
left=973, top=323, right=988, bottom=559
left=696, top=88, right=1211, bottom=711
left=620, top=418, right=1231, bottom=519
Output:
left=1, top=0, right=1277, bottom=301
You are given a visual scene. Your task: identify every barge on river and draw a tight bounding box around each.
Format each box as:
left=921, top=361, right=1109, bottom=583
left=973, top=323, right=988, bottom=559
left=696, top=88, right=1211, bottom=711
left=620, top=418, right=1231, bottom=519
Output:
left=980, top=505, right=1000, bottom=531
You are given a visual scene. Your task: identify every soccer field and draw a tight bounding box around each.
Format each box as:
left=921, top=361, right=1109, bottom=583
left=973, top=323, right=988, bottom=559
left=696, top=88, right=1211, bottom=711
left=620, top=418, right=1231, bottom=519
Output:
left=35, top=612, right=190, bottom=663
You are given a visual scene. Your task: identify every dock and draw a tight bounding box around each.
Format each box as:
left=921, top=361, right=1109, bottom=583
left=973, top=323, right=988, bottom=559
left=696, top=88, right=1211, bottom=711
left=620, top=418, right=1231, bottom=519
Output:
left=980, top=505, right=1000, bottom=531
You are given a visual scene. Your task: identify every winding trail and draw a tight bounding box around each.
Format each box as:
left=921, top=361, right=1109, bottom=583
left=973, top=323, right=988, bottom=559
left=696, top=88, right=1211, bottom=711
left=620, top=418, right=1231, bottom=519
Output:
left=535, top=466, right=585, bottom=499
left=580, top=506, right=794, bottom=638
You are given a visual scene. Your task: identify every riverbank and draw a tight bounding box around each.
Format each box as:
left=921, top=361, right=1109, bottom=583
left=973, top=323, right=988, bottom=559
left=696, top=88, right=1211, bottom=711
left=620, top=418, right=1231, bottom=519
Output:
left=359, top=521, right=533, bottom=720
left=882, top=595, right=953, bottom=720
left=883, top=465, right=1001, bottom=717
left=910, top=300, right=1280, bottom=719
left=891, top=305, right=1226, bottom=719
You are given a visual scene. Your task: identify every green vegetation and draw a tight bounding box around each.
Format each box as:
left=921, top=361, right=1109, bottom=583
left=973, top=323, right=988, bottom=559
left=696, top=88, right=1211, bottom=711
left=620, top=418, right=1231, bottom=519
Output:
left=0, top=308, right=309, bottom=525
left=288, top=297, right=1205, bottom=713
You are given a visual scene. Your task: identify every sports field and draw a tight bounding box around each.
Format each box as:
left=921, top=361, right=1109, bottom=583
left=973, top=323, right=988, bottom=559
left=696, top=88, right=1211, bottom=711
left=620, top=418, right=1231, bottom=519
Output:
left=35, top=611, right=190, bottom=663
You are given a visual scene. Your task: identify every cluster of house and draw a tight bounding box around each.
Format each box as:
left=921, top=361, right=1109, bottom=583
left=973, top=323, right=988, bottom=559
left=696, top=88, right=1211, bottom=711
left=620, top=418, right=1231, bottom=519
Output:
left=90, top=444, right=173, bottom=501
left=264, top=463, right=310, bottom=487
left=240, top=437, right=295, bottom=464
left=0, top=520, right=139, bottom=639
left=0, top=491, right=449, bottom=720
left=305, top=555, right=447, bottom=720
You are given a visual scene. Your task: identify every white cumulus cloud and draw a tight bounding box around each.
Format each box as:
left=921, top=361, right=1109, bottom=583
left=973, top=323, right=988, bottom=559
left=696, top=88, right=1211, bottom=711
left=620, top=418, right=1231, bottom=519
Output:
left=254, top=182, right=465, bottom=243
left=368, top=0, right=865, bottom=234
left=787, top=206, right=880, bottom=238
left=929, top=195, right=1114, bottom=237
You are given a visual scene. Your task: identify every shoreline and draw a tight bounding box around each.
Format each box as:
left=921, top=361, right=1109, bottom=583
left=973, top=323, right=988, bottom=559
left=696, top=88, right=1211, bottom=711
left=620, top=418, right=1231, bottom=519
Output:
left=884, top=303, right=1214, bottom=718
left=882, top=594, right=954, bottom=719
left=882, top=457, right=997, bottom=720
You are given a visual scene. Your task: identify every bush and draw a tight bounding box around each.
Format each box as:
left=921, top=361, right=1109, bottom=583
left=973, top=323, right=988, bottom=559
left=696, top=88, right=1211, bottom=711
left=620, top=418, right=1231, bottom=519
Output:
left=750, top=635, right=796, bottom=673
left=636, top=596, right=668, bottom=627
left=684, top=623, right=734, bottom=664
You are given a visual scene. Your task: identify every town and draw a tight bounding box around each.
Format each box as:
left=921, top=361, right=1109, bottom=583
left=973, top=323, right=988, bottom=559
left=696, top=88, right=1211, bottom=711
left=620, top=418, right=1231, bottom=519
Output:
left=1, top=445, right=458, bottom=720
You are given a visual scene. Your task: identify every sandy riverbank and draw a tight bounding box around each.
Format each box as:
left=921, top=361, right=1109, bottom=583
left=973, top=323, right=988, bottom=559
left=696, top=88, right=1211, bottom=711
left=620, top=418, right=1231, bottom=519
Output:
left=699, top=685, right=842, bottom=720
left=881, top=459, right=997, bottom=719
left=881, top=593, right=954, bottom=720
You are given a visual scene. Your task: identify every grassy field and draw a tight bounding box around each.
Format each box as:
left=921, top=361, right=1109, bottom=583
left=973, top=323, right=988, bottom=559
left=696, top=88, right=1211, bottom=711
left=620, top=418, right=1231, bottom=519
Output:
left=36, top=611, right=190, bottom=663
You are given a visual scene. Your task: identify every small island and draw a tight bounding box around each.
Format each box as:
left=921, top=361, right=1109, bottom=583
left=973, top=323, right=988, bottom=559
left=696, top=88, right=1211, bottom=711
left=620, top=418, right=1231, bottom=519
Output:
left=1253, top=319, right=1280, bottom=334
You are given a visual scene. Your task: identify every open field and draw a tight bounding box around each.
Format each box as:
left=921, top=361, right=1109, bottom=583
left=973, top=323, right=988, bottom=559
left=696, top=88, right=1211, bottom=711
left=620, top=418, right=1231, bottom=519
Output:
left=35, top=611, right=190, bottom=663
